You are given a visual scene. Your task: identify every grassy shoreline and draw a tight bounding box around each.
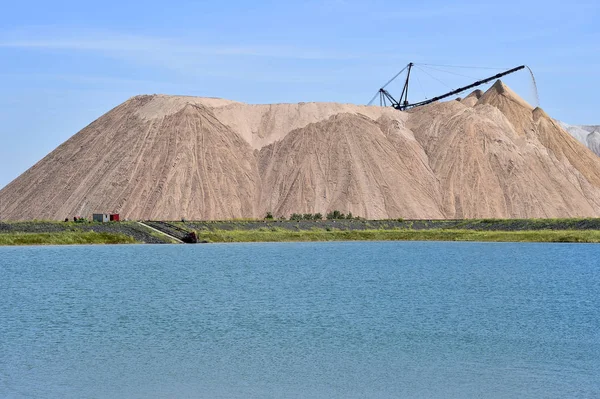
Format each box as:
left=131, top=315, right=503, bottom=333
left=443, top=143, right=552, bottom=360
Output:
left=195, top=228, right=600, bottom=243
left=0, top=231, right=138, bottom=246
left=2, top=219, right=600, bottom=245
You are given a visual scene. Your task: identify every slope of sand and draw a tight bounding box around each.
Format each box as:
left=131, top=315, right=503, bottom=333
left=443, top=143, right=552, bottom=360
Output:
left=589, top=132, right=600, bottom=155
left=2, top=81, right=600, bottom=220
left=258, top=113, right=444, bottom=219
left=459, top=89, right=483, bottom=107
left=558, top=121, right=600, bottom=156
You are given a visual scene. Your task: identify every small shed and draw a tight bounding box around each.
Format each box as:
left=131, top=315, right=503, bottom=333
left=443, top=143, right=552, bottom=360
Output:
left=110, top=214, right=120, bottom=222
left=93, top=213, right=110, bottom=223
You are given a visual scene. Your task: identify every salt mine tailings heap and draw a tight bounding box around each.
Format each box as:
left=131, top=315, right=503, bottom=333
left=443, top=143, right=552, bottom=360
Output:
left=368, top=62, right=535, bottom=110
left=2, top=78, right=600, bottom=221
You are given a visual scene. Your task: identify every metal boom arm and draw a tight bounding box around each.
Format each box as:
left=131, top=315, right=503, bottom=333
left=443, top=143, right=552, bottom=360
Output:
left=395, top=65, right=525, bottom=110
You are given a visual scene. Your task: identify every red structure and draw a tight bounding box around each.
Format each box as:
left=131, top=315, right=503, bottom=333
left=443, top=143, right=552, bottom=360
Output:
left=110, top=214, right=120, bottom=222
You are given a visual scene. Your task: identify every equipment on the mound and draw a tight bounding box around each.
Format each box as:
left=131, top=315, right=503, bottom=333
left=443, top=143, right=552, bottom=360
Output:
left=368, top=63, right=527, bottom=111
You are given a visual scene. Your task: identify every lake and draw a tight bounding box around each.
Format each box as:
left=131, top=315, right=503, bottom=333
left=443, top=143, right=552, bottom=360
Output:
left=1, top=242, right=599, bottom=398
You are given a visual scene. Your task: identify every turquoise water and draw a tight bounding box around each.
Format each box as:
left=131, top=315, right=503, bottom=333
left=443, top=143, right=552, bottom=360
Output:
left=0, top=242, right=599, bottom=398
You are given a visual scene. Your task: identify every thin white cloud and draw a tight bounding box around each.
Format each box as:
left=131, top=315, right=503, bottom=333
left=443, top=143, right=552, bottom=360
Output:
left=0, top=30, right=362, bottom=61
left=0, top=72, right=167, bottom=86
left=312, top=0, right=499, bottom=19
left=373, top=4, right=495, bottom=19
left=0, top=27, right=423, bottom=84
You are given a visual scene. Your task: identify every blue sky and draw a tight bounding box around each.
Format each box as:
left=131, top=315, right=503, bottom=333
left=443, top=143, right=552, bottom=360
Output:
left=1, top=0, right=598, bottom=189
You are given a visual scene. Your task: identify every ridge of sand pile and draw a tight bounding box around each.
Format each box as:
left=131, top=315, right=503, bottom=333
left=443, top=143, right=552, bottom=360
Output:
left=460, top=89, right=483, bottom=107
left=129, top=94, right=405, bottom=149
left=2, top=80, right=600, bottom=220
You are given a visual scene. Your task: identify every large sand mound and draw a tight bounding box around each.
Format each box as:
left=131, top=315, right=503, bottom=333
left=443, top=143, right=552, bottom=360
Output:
left=2, top=81, right=600, bottom=220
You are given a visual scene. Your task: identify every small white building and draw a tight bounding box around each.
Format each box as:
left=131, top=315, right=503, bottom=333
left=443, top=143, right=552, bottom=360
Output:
left=93, top=213, right=110, bottom=223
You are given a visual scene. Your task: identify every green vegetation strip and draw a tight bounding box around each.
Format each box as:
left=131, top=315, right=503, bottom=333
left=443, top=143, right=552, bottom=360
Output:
left=0, top=231, right=138, bottom=246
left=197, top=228, right=600, bottom=243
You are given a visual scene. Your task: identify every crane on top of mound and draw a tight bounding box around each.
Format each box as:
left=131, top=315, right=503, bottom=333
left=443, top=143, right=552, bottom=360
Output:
left=368, top=62, right=529, bottom=110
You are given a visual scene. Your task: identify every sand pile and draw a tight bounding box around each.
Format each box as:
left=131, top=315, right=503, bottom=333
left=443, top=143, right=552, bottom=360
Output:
left=459, top=89, right=483, bottom=107
left=558, top=121, right=600, bottom=157
left=2, top=81, right=600, bottom=220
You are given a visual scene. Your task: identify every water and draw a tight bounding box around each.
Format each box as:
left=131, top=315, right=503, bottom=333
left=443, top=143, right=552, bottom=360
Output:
left=1, top=242, right=598, bottom=398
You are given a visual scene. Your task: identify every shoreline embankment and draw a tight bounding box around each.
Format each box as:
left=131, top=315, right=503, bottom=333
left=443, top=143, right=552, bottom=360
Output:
left=2, top=218, right=600, bottom=246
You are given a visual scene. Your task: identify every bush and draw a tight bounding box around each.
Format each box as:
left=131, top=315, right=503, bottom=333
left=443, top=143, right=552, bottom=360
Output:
left=290, top=213, right=303, bottom=221
left=265, top=212, right=274, bottom=220
left=313, top=213, right=323, bottom=220
left=303, top=213, right=313, bottom=220
left=326, top=210, right=345, bottom=220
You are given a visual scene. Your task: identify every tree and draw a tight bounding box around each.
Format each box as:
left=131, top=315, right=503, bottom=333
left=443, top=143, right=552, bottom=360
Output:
left=265, top=212, right=274, bottom=220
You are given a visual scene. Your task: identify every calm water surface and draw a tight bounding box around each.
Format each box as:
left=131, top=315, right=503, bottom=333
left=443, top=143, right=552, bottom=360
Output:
left=0, top=242, right=599, bottom=398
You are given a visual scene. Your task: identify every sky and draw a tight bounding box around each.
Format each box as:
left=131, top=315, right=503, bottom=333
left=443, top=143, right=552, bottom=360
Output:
left=0, top=0, right=599, bottom=189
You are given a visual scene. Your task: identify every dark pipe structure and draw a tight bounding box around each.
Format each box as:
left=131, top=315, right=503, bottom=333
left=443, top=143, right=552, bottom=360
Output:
left=372, top=64, right=526, bottom=111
